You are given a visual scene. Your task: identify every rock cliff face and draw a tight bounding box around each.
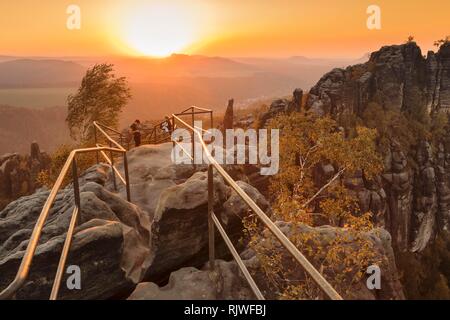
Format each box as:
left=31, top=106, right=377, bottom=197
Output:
left=304, top=42, right=450, bottom=252
left=0, top=142, right=50, bottom=204
left=306, top=42, right=449, bottom=116
left=0, top=142, right=50, bottom=198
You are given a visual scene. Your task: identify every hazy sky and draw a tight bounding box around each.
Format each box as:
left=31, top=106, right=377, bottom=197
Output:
left=0, top=0, right=448, bottom=58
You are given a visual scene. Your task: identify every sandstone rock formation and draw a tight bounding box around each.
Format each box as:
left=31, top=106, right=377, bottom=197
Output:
left=306, top=42, right=449, bottom=116
left=259, top=88, right=303, bottom=127
left=303, top=42, right=450, bottom=253
left=127, top=221, right=404, bottom=300
left=0, top=142, right=50, bottom=203
left=128, top=260, right=253, bottom=300
left=0, top=164, right=152, bottom=299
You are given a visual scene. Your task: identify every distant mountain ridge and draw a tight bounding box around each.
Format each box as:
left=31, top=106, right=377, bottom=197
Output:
left=0, top=59, right=85, bottom=88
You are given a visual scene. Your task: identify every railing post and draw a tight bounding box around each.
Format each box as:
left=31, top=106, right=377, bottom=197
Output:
left=123, top=153, right=131, bottom=202
left=72, top=158, right=81, bottom=224
left=171, top=116, right=176, bottom=163
left=210, top=111, right=213, bottom=130
left=208, top=164, right=215, bottom=270
left=49, top=158, right=81, bottom=300
left=109, top=141, right=117, bottom=191
left=94, top=125, right=99, bottom=164
left=191, top=109, right=195, bottom=166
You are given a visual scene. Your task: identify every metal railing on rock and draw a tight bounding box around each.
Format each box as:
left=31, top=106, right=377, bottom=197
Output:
left=0, top=124, right=131, bottom=300
left=146, top=106, right=213, bottom=147
left=171, top=112, right=343, bottom=300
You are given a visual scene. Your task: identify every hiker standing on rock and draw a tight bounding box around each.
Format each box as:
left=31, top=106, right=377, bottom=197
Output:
left=161, top=116, right=173, bottom=134
left=130, top=119, right=141, bottom=147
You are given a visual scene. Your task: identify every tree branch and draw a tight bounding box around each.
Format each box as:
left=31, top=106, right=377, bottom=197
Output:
left=301, top=167, right=346, bottom=209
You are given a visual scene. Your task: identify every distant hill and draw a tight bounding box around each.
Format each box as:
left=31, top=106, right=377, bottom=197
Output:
left=0, top=53, right=351, bottom=139
left=0, top=105, right=69, bottom=154
left=0, top=59, right=85, bottom=88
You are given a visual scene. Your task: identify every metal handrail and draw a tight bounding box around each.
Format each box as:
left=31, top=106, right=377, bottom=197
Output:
left=0, top=128, right=131, bottom=300
left=171, top=113, right=343, bottom=300
left=147, top=107, right=214, bottom=160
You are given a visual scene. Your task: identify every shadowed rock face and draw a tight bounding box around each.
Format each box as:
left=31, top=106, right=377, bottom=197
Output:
left=0, top=142, right=50, bottom=204
left=128, top=260, right=253, bottom=300
left=302, top=43, right=450, bottom=252
left=0, top=164, right=152, bottom=299
left=306, top=42, right=449, bottom=116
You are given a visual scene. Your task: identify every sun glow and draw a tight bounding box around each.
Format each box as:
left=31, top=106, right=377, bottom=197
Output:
left=122, top=3, right=197, bottom=57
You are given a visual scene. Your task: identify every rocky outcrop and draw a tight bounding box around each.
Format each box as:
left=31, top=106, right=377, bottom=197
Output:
left=128, top=221, right=404, bottom=300
left=0, top=142, right=271, bottom=298
left=306, top=42, right=449, bottom=116
left=259, top=88, right=303, bottom=127
left=0, top=142, right=50, bottom=202
left=128, top=260, right=253, bottom=300
left=146, top=170, right=228, bottom=280
left=427, top=43, right=450, bottom=113
left=0, top=164, right=152, bottom=299
left=303, top=42, right=450, bottom=253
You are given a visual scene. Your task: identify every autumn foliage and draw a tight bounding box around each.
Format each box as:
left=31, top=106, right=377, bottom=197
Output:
left=244, top=111, right=384, bottom=299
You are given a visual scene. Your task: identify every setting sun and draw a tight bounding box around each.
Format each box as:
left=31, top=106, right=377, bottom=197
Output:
left=122, top=3, right=196, bottom=57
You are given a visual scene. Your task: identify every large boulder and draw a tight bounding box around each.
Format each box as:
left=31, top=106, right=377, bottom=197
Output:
left=104, top=143, right=271, bottom=282
left=146, top=170, right=228, bottom=280
left=0, top=164, right=152, bottom=299
left=128, top=260, right=253, bottom=300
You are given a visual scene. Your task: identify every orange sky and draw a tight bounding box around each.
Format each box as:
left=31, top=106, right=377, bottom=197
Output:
left=0, top=0, right=448, bottom=58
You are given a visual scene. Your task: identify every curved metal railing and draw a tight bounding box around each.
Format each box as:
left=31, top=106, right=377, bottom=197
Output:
left=171, top=112, right=343, bottom=300
left=0, top=125, right=131, bottom=300
left=147, top=106, right=213, bottom=145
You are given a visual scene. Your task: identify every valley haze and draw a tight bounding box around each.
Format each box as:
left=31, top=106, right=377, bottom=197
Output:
left=0, top=53, right=362, bottom=154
